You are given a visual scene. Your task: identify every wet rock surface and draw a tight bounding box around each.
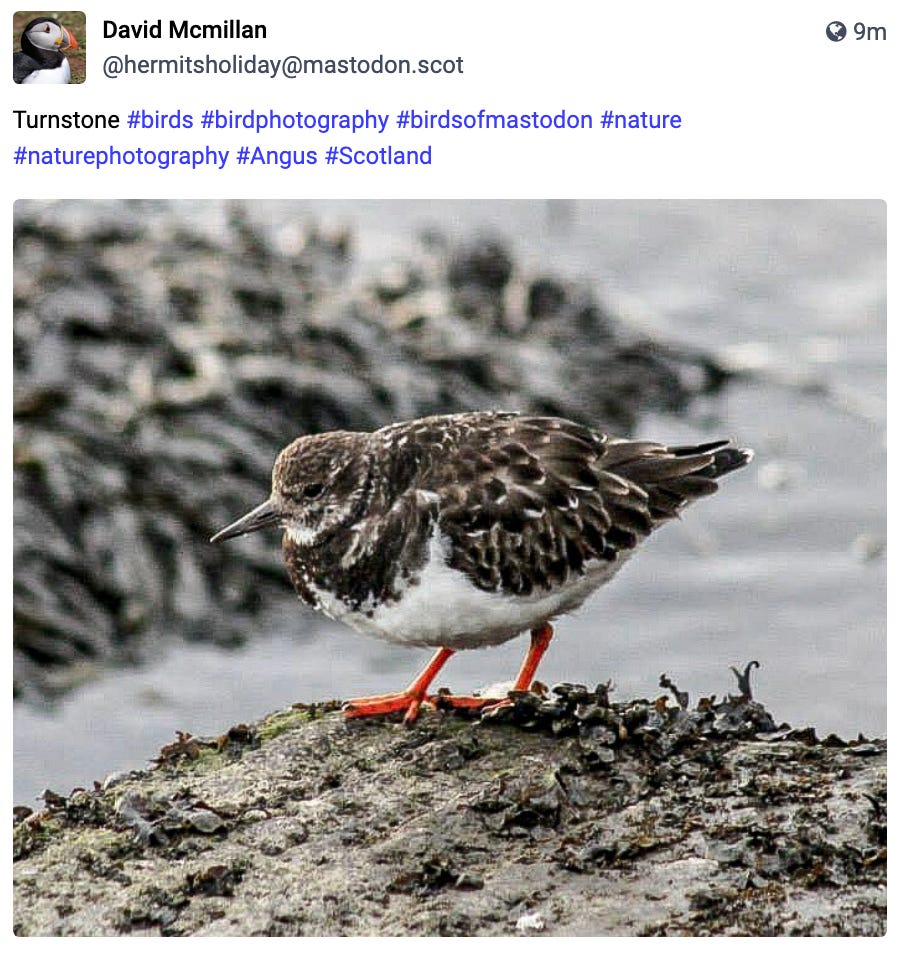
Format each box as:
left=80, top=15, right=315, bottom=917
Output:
left=13, top=679, right=886, bottom=937
left=13, top=202, right=734, bottom=697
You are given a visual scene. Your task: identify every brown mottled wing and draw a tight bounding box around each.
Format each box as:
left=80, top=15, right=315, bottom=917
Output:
left=413, top=415, right=741, bottom=597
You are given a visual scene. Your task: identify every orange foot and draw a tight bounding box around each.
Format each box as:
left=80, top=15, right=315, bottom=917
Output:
left=438, top=624, right=555, bottom=718
left=343, top=690, right=438, bottom=724
left=343, top=647, right=454, bottom=726
left=344, top=691, right=506, bottom=724
left=435, top=690, right=542, bottom=719
left=433, top=692, right=502, bottom=714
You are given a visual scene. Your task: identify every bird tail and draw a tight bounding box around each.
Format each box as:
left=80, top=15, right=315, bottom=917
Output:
left=607, top=439, right=753, bottom=521
left=668, top=440, right=755, bottom=480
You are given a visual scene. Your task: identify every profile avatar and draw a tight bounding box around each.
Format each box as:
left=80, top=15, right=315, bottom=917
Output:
left=14, top=15, right=80, bottom=84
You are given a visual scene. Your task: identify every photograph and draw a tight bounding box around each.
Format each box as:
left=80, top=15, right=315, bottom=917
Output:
left=13, top=11, right=85, bottom=84
left=12, top=198, right=886, bottom=936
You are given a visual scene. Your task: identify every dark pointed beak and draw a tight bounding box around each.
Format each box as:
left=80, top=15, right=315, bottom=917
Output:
left=210, top=499, right=281, bottom=543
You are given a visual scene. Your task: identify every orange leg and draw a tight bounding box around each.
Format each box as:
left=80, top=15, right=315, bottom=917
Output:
left=511, top=623, right=554, bottom=691
left=343, top=647, right=455, bottom=725
left=439, top=623, right=555, bottom=715
left=345, top=625, right=556, bottom=724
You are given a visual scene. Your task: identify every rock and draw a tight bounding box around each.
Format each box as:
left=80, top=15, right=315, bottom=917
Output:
left=12, top=683, right=885, bottom=937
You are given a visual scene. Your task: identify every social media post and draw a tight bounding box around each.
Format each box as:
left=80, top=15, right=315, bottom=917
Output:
left=9, top=2, right=891, bottom=940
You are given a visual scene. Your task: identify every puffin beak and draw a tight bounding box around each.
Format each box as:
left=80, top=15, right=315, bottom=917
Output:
left=211, top=499, right=281, bottom=543
left=60, top=28, right=78, bottom=50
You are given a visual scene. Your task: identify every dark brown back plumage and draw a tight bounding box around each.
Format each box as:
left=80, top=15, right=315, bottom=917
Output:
left=373, top=412, right=751, bottom=598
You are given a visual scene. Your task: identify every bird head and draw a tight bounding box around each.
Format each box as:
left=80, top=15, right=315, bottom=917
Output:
left=23, top=18, right=78, bottom=52
left=210, top=432, right=372, bottom=548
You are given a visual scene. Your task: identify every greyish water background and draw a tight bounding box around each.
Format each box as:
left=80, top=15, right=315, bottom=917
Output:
left=13, top=201, right=886, bottom=805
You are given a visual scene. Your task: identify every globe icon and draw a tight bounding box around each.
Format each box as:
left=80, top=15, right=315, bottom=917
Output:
left=826, top=21, right=847, bottom=41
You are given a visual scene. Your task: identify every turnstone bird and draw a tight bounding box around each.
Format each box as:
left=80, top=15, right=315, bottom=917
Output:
left=212, top=412, right=752, bottom=724
left=14, top=17, right=79, bottom=85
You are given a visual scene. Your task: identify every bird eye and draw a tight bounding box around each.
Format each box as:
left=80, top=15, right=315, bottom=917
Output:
left=302, top=482, right=324, bottom=499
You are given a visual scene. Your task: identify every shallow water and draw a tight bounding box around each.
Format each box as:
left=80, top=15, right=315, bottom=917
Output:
left=14, top=200, right=886, bottom=804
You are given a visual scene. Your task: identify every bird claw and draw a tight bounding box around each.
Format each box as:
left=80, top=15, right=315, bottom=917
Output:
left=343, top=691, right=436, bottom=724
left=344, top=690, right=509, bottom=724
left=434, top=691, right=507, bottom=716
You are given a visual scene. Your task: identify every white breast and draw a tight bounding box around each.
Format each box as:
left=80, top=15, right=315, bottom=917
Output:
left=309, top=527, right=630, bottom=650
left=22, top=60, right=71, bottom=84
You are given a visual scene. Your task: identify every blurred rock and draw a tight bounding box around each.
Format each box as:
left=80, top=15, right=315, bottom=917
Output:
left=13, top=201, right=735, bottom=696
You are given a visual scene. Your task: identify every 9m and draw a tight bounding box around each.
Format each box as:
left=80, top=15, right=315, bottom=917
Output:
left=854, top=22, right=886, bottom=40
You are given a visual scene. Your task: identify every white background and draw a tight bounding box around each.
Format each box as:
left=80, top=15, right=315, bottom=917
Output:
left=7, top=1, right=896, bottom=946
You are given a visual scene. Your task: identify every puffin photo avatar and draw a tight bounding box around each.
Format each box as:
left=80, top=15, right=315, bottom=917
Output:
left=13, top=11, right=84, bottom=84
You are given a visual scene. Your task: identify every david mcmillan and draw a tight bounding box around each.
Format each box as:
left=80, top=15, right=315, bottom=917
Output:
left=104, top=20, right=267, bottom=40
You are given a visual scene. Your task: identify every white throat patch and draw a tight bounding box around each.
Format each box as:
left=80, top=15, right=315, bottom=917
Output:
left=285, top=524, right=319, bottom=547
